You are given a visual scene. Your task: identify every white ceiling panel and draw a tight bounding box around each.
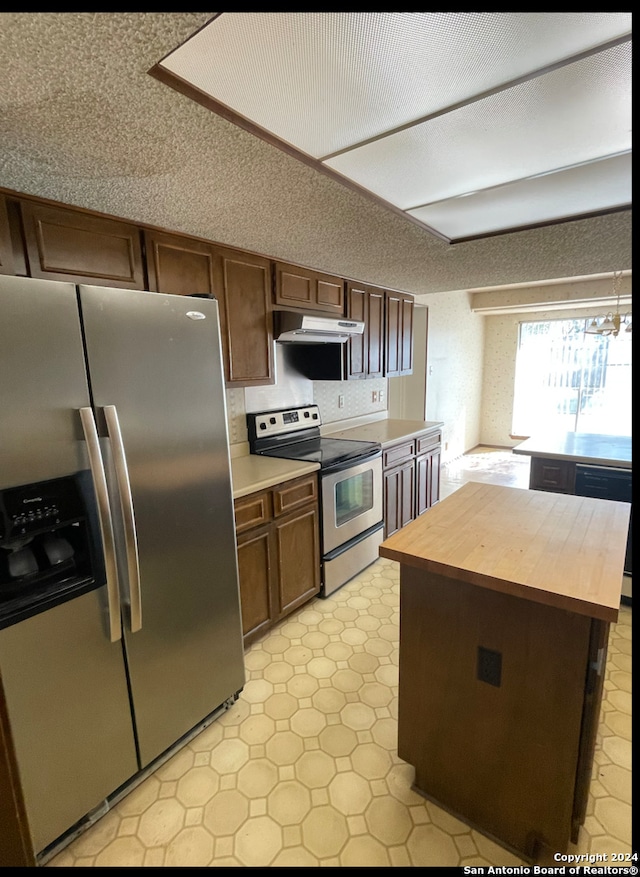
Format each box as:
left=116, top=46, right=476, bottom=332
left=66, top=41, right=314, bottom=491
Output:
left=407, top=153, right=632, bottom=240
left=155, top=12, right=632, bottom=242
left=324, top=42, right=631, bottom=209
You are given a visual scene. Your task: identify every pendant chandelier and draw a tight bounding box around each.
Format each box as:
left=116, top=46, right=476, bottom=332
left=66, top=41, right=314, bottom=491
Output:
left=585, top=271, right=632, bottom=337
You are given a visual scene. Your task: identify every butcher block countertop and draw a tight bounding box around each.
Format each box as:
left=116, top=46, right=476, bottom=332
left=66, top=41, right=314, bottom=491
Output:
left=379, top=481, right=630, bottom=623
left=324, top=418, right=443, bottom=448
left=231, top=454, right=319, bottom=500
left=513, top=432, right=631, bottom=468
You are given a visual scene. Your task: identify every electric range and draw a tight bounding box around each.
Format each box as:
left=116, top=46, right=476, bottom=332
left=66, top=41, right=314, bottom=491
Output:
left=247, top=405, right=384, bottom=596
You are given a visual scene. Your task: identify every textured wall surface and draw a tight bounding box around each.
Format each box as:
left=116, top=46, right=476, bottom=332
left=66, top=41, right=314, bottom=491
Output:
left=479, top=298, right=633, bottom=448
left=415, top=289, right=485, bottom=458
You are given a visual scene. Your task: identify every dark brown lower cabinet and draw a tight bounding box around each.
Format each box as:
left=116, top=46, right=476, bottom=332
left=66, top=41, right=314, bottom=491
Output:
left=397, top=565, right=607, bottom=861
left=234, top=474, right=320, bottom=647
left=384, top=458, right=415, bottom=538
left=529, top=456, right=576, bottom=493
left=0, top=679, right=35, bottom=866
left=383, top=430, right=441, bottom=537
left=236, top=524, right=274, bottom=646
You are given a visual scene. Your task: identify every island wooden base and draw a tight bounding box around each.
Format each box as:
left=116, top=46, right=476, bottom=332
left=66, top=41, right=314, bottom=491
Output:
left=397, top=566, right=608, bottom=861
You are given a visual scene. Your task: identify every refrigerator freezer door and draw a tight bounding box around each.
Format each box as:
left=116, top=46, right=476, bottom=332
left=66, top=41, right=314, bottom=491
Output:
left=0, top=590, right=138, bottom=854
left=78, top=286, right=245, bottom=766
left=0, top=276, right=91, bottom=487
left=0, top=275, right=139, bottom=853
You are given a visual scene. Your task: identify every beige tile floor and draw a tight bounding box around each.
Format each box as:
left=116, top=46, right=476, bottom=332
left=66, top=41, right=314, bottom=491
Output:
left=46, top=449, right=632, bottom=867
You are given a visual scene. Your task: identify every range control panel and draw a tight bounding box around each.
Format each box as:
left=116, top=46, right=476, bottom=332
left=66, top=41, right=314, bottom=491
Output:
left=248, top=405, right=321, bottom=441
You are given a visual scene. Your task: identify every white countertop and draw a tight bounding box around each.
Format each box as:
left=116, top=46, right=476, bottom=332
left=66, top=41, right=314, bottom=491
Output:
left=513, top=432, right=631, bottom=468
left=229, top=418, right=443, bottom=498
left=323, top=419, right=443, bottom=449
left=231, top=454, right=320, bottom=499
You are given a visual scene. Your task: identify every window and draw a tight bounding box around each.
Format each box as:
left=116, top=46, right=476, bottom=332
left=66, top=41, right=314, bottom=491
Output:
left=512, top=317, right=632, bottom=437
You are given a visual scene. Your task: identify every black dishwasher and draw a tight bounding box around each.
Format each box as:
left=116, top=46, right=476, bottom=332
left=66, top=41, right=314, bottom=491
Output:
left=575, top=464, right=632, bottom=576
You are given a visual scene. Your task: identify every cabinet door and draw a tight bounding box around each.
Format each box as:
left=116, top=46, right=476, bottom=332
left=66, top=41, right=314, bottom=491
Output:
left=415, top=452, right=432, bottom=518
left=216, top=246, right=274, bottom=386
left=274, top=261, right=344, bottom=314
left=274, top=262, right=314, bottom=308
left=346, top=282, right=385, bottom=379
left=383, top=460, right=415, bottom=538
left=385, top=290, right=414, bottom=377
left=236, top=524, right=275, bottom=647
left=415, top=447, right=442, bottom=516
left=20, top=201, right=145, bottom=288
left=146, top=231, right=275, bottom=387
left=145, top=229, right=221, bottom=298
left=0, top=195, right=16, bottom=276
left=529, top=457, right=575, bottom=493
left=0, top=677, right=35, bottom=865
left=346, top=283, right=367, bottom=379
left=366, top=287, right=385, bottom=378
left=274, top=505, right=320, bottom=618
left=316, top=272, right=344, bottom=313
left=429, top=446, right=441, bottom=506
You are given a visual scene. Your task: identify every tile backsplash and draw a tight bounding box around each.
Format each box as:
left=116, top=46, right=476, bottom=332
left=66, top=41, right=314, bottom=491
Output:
left=226, top=344, right=388, bottom=446
left=313, top=378, right=387, bottom=424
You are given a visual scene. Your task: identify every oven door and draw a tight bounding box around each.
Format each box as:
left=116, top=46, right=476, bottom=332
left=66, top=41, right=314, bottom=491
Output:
left=320, top=453, right=383, bottom=554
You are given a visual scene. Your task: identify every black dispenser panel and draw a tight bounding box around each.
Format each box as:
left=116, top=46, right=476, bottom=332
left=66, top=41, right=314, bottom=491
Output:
left=0, top=475, right=102, bottom=629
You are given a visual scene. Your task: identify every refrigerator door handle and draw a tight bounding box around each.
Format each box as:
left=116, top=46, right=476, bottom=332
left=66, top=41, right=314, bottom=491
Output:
left=79, top=406, right=123, bottom=643
left=103, top=404, right=142, bottom=633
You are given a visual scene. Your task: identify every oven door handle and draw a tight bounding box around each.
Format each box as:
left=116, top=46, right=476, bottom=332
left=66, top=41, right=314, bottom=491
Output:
left=322, top=448, right=382, bottom=474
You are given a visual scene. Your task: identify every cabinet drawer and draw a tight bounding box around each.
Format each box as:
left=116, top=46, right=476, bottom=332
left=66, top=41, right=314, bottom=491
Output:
left=530, top=457, right=576, bottom=493
left=383, top=440, right=415, bottom=469
left=234, top=490, right=272, bottom=533
left=416, top=432, right=442, bottom=455
left=273, top=474, right=317, bottom=517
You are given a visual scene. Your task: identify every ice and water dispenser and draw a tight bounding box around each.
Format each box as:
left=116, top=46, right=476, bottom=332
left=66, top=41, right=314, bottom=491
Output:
left=0, top=474, right=102, bottom=629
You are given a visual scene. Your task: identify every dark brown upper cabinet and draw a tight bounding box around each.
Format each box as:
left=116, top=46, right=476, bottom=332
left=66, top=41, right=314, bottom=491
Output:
left=346, top=281, right=384, bottom=380
left=0, top=195, right=16, bottom=276
left=385, top=289, right=414, bottom=377
left=145, top=228, right=220, bottom=297
left=19, top=201, right=145, bottom=288
left=144, top=229, right=274, bottom=388
left=216, top=246, right=274, bottom=387
left=273, top=261, right=344, bottom=314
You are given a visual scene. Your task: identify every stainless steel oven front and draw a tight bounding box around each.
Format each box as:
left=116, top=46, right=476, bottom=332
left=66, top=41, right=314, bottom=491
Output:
left=320, top=452, right=384, bottom=597
left=246, top=405, right=384, bottom=598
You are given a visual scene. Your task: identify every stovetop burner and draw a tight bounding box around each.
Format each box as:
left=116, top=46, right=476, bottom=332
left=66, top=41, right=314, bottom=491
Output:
left=247, top=405, right=381, bottom=472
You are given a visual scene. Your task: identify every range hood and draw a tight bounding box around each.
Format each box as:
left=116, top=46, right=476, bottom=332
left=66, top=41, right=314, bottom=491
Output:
left=274, top=310, right=364, bottom=344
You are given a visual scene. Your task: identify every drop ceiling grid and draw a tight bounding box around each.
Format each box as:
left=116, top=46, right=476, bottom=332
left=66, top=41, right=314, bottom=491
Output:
left=158, top=12, right=632, bottom=160
left=324, top=42, right=632, bottom=213
left=409, top=153, right=632, bottom=240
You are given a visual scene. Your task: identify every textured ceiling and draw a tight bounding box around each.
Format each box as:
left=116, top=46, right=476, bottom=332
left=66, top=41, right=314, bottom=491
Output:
left=0, top=12, right=632, bottom=297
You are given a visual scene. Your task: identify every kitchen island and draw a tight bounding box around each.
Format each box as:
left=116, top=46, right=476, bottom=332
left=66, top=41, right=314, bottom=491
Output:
left=513, top=432, right=631, bottom=476
left=379, top=481, right=630, bottom=862
left=513, top=431, right=632, bottom=579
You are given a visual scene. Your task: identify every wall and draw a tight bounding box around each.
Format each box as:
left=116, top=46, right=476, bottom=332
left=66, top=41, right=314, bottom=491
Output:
left=477, top=275, right=632, bottom=447
left=388, top=306, right=428, bottom=422
left=408, top=289, right=486, bottom=461
left=226, top=343, right=387, bottom=447
left=479, top=304, right=633, bottom=447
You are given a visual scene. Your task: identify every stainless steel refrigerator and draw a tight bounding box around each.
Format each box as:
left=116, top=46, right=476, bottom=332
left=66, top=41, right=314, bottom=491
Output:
left=0, top=275, right=245, bottom=856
